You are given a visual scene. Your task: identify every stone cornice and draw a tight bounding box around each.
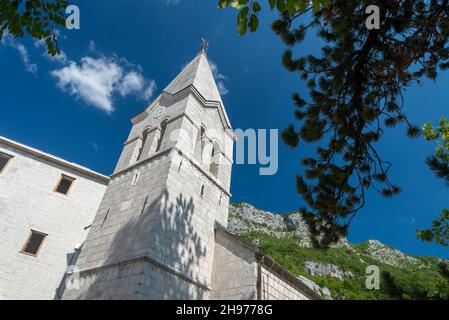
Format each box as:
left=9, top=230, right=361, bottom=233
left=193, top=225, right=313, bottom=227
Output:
left=0, top=136, right=110, bottom=184
left=110, top=147, right=172, bottom=179
left=130, top=85, right=237, bottom=141
left=176, top=148, right=232, bottom=197
left=111, top=147, right=232, bottom=197
left=74, top=254, right=211, bottom=292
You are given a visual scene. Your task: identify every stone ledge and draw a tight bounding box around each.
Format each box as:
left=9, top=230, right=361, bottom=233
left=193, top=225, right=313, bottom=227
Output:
left=73, top=254, right=211, bottom=292
left=111, top=147, right=232, bottom=197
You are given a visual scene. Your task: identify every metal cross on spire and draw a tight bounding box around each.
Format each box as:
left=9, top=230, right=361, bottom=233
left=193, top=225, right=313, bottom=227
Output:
left=201, top=38, right=210, bottom=52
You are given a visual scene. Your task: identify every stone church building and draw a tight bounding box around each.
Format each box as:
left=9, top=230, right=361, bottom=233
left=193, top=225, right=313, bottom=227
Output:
left=0, top=50, right=320, bottom=300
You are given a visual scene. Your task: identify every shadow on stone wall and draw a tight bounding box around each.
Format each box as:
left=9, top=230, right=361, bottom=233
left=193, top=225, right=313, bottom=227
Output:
left=61, top=188, right=208, bottom=299
left=212, top=231, right=257, bottom=300
left=54, top=244, right=83, bottom=299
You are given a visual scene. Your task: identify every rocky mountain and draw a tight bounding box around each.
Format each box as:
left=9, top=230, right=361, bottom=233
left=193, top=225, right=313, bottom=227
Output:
left=228, top=202, right=449, bottom=300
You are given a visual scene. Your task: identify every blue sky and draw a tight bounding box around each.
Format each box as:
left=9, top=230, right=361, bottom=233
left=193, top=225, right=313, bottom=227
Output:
left=1, top=0, right=448, bottom=258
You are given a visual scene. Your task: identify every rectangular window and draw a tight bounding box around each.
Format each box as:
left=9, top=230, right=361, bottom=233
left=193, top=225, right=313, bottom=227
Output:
left=132, top=172, right=139, bottom=186
left=54, top=174, right=75, bottom=195
left=0, top=152, right=13, bottom=173
left=21, top=230, right=47, bottom=256
left=200, top=183, right=205, bottom=198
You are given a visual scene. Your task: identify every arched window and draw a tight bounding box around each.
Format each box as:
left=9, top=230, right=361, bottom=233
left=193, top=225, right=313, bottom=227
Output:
left=194, top=126, right=206, bottom=162
left=137, top=130, right=149, bottom=161
left=155, top=120, right=168, bottom=152
left=210, top=142, right=220, bottom=177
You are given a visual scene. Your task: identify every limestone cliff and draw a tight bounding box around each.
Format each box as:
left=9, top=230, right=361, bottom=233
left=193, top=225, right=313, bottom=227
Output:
left=228, top=202, right=449, bottom=300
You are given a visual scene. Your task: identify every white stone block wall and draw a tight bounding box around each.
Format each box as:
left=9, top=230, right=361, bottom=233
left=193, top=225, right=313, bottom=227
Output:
left=0, top=140, right=108, bottom=300
left=138, top=262, right=208, bottom=299
left=114, top=94, right=190, bottom=174
left=61, top=74, right=235, bottom=299
left=62, top=146, right=228, bottom=299
left=260, top=267, right=309, bottom=300
left=163, top=150, right=230, bottom=287
left=184, top=96, right=234, bottom=191
left=60, top=51, right=238, bottom=300
left=69, top=153, right=173, bottom=273
left=210, top=230, right=316, bottom=300
left=210, top=231, right=258, bottom=300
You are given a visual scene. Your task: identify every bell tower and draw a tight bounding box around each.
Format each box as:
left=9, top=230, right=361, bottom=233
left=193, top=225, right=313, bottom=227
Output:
left=62, top=49, right=235, bottom=299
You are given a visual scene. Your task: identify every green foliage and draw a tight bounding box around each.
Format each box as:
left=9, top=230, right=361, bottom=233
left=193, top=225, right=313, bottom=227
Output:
left=0, top=0, right=68, bottom=56
left=219, top=0, right=449, bottom=248
left=418, top=209, right=449, bottom=247
left=382, top=270, right=449, bottom=299
left=217, top=0, right=329, bottom=35
left=237, top=231, right=449, bottom=300
left=437, top=261, right=449, bottom=279
left=422, top=118, right=449, bottom=186
left=423, top=118, right=449, bottom=163
left=418, top=118, right=449, bottom=247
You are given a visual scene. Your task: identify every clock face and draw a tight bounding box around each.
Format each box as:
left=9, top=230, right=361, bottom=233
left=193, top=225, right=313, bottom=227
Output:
left=153, top=106, right=164, bottom=118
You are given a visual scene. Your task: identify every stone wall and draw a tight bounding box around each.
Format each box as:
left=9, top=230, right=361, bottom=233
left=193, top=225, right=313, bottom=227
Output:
left=0, top=138, right=108, bottom=300
left=260, top=266, right=309, bottom=300
left=62, top=50, right=236, bottom=300
left=63, top=88, right=233, bottom=299
left=210, top=230, right=258, bottom=300
left=62, top=257, right=208, bottom=300
left=210, top=228, right=319, bottom=300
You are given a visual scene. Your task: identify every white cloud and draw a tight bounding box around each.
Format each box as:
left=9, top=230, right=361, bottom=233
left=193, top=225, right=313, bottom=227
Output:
left=217, top=81, right=229, bottom=96
left=118, top=71, right=145, bottom=96
left=15, top=43, right=37, bottom=74
left=2, top=34, right=37, bottom=74
left=209, top=60, right=229, bottom=95
left=117, top=71, right=157, bottom=100
left=51, top=54, right=156, bottom=114
left=142, top=79, right=157, bottom=100
left=2, top=34, right=157, bottom=113
left=51, top=57, right=122, bottom=113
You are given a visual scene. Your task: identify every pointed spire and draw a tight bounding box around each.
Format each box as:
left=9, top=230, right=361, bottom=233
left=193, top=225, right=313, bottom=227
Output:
left=163, top=50, right=223, bottom=104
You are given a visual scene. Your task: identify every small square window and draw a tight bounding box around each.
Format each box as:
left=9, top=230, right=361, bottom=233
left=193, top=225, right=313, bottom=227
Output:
left=21, top=230, right=47, bottom=256
left=54, top=174, right=75, bottom=195
left=0, top=152, right=13, bottom=173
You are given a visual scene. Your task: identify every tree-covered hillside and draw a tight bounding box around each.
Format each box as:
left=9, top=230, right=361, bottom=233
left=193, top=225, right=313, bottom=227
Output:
left=229, top=203, right=449, bottom=300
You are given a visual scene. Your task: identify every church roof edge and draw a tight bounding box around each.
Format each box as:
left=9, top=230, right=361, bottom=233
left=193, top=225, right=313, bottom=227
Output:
left=0, top=136, right=110, bottom=183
